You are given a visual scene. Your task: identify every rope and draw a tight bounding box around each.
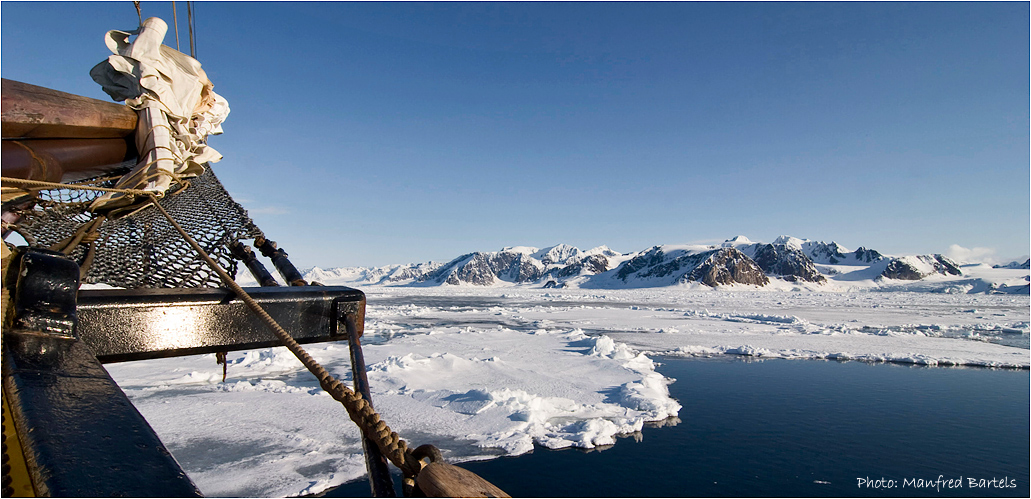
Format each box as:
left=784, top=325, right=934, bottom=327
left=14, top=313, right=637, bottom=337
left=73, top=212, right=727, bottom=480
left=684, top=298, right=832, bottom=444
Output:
left=48, top=215, right=105, bottom=255
left=77, top=174, right=130, bottom=186
left=144, top=193, right=423, bottom=477
left=0, top=177, right=154, bottom=197
left=79, top=236, right=102, bottom=281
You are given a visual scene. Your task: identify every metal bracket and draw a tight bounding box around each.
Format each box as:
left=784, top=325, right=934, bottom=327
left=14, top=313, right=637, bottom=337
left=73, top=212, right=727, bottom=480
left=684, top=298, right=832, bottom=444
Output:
left=13, top=248, right=79, bottom=337
left=334, top=298, right=397, bottom=497
left=77, top=285, right=366, bottom=363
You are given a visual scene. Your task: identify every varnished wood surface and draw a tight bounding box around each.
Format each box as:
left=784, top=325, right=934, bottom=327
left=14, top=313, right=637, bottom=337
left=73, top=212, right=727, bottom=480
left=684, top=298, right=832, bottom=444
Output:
left=416, top=462, right=511, bottom=498
left=2, top=78, right=137, bottom=139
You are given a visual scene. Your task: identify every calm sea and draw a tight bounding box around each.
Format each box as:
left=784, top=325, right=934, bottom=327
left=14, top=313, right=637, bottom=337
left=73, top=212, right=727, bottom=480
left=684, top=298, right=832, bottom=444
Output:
left=327, top=357, right=1030, bottom=497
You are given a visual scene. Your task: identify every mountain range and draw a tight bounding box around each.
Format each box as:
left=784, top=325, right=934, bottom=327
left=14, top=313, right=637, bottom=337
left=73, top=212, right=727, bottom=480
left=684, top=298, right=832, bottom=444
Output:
left=294, top=236, right=1030, bottom=294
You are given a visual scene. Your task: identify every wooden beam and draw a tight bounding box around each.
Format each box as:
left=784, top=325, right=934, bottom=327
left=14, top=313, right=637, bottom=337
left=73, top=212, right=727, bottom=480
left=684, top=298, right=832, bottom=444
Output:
left=1, top=79, right=137, bottom=139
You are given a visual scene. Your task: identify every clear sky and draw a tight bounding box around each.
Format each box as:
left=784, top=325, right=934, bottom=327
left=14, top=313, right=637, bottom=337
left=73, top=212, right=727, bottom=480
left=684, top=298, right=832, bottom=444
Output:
left=3, top=2, right=1028, bottom=268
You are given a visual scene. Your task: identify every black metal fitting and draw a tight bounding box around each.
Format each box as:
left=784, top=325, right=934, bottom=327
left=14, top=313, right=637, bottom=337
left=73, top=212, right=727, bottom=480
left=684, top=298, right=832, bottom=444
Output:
left=13, top=248, right=79, bottom=337
left=229, top=240, right=280, bottom=287
left=3, top=250, right=201, bottom=496
left=2, top=333, right=203, bottom=497
left=78, top=285, right=365, bottom=363
left=338, top=305, right=395, bottom=497
left=254, top=237, right=308, bottom=286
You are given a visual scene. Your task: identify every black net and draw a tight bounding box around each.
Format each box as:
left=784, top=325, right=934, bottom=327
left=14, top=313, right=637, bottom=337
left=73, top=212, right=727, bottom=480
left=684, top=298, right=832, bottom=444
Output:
left=8, top=167, right=262, bottom=288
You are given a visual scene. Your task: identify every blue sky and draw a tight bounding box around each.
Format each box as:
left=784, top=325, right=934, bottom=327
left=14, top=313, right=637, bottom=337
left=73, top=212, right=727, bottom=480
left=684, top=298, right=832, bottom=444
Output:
left=3, top=2, right=1028, bottom=268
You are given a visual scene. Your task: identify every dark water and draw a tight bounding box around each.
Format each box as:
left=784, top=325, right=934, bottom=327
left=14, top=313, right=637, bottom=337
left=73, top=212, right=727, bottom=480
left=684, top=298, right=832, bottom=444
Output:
left=327, top=358, right=1030, bottom=497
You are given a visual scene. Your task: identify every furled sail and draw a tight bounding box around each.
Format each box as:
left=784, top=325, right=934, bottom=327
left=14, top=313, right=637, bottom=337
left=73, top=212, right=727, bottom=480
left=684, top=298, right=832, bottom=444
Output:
left=89, top=17, right=229, bottom=210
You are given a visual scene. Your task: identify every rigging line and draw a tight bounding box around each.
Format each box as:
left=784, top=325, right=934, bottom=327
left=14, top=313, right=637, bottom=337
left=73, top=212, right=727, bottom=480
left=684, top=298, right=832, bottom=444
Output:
left=143, top=192, right=422, bottom=478
left=172, top=0, right=181, bottom=52
left=0, top=177, right=153, bottom=197
left=187, top=1, right=196, bottom=59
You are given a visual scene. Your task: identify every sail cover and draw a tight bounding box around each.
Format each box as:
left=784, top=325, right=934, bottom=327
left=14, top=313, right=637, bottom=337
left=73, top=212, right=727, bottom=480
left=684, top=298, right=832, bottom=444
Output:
left=89, top=17, right=229, bottom=210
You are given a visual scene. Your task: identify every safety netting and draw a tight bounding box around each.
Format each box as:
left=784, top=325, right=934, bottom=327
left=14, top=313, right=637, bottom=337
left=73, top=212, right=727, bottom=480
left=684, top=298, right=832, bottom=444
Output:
left=6, top=167, right=261, bottom=288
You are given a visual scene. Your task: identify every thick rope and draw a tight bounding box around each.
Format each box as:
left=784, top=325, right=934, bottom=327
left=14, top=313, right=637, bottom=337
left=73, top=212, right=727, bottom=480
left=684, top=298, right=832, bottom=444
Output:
left=49, top=215, right=106, bottom=255
left=144, top=193, right=422, bottom=476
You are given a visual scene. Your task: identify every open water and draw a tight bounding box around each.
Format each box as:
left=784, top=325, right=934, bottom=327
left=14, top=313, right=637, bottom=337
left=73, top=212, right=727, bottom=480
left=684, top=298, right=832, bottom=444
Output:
left=326, top=357, right=1029, bottom=497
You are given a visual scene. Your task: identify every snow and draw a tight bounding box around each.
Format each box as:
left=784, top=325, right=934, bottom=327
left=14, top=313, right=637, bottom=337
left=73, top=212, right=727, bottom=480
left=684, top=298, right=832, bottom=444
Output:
left=105, top=286, right=1028, bottom=497
left=530, top=244, right=581, bottom=264
left=501, top=245, right=539, bottom=255
left=723, top=235, right=753, bottom=245
left=772, top=235, right=805, bottom=250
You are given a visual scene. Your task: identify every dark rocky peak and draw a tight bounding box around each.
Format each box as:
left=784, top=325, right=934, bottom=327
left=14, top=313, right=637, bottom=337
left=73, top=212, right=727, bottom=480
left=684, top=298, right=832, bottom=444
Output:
left=932, top=254, right=963, bottom=276
left=752, top=244, right=826, bottom=283
left=880, top=254, right=962, bottom=281
left=556, top=253, right=612, bottom=278
left=615, top=246, right=770, bottom=287
left=687, top=248, right=769, bottom=287
left=616, top=246, right=668, bottom=281
left=853, top=247, right=884, bottom=263
left=880, top=259, right=921, bottom=280
left=418, top=249, right=547, bottom=286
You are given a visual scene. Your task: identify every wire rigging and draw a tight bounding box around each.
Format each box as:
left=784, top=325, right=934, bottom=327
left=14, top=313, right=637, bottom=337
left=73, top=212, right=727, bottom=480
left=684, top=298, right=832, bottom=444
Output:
left=171, top=0, right=181, bottom=51
left=187, top=1, right=197, bottom=59
left=133, top=1, right=142, bottom=27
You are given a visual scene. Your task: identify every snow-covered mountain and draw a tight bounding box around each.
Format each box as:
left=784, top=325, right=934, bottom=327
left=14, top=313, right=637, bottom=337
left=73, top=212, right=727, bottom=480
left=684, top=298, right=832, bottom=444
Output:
left=595, top=245, right=768, bottom=288
left=305, top=261, right=446, bottom=286
left=720, top=236, right=826, bottom=283
left=723, top=235, right=885, bottom=266
left=279, top=237, right=1029, bottom=294
left=881, top=254, right=962, bottom=280
left=994, top=259, right=1031, bottom=270
left=405, top=245, right=620, bottom=286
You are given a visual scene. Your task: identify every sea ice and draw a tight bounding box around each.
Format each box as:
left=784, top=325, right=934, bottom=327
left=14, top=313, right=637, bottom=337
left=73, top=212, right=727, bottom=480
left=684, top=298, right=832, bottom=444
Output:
left=105, top=286, right=1028, bottom=496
